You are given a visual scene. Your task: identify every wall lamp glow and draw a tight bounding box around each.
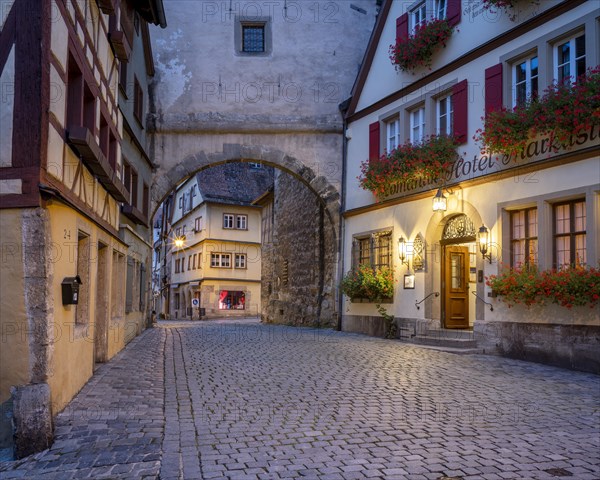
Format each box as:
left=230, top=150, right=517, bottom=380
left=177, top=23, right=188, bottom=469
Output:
left=398, top=236, right=410, bottom=268
left=477, top=225, right=492, bottom=264
left=432, top=188, right=447, bottom=212
left=174, top=236, right=186, bottom=248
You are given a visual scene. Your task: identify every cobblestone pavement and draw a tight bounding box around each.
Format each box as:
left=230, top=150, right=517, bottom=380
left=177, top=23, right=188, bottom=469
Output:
left=1, top=319, right=599, bottom=479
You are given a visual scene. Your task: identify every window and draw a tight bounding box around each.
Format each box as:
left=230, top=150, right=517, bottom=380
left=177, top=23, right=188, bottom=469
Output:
left=235, top=253, right=247, bottom=269
left=435, top=0, right=447, bottom=20
left=188, top=256, right=192, bottom=271
left=219, top=290, right=245, bottom=310
left=353, top=232, right=392, bottom=270
left=358, top=238, right=370, bottom=266
left=176, top=227, right=182, bottom=237
left=242, top=25, right=265, bottom=52
left=119, top=61, right=128, bottom=95
left=131, top=170, right=138, bottom=208
left=66, top=53, right=95, bottom=134
left=192, top=254, right=197, bottom=269
left=513, top=55, right=538, bottom=107
left=554, top=200, right=586, bottom=269
left=555, top=34, right=585, bottom=84
left=195, top=217, right=202, bottom=232
left=223, top=214, right=234, bottom=229
left=134, top=76, right=143, bottom=124
left=175, top=258, right=181, bottom=273
left=437, top=95, right=453, bottom=136
left=373, top=233, right=392, bottom=269
left=142, top=183, right=149, bottom=217
left=123, top=161, right=131, bottom=192
left=236, top=17, right=271, bottom=56
left=211, top=253, right=231, bottom=268
left=236, top=215, right=248, bottom=230
left=386, top=118, right=399, bottom=152
left=410, top=107, right=425, bottom=144
left=410, top=1, right=426, bottom=32
left=510, top=208, right=538, bottom=267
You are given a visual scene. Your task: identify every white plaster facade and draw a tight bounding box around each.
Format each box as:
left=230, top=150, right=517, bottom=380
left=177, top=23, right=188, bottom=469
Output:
left=342, top=0, right=600, bottom=371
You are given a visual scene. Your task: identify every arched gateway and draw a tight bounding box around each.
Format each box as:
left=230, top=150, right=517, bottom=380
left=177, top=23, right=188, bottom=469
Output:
left=151, top=143, right=342, bottom=327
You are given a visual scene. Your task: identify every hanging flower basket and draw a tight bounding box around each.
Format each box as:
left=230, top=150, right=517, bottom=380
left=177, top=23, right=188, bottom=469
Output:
left=475, top=67, right=600, bottom=156
left=389, top=19, right=454, bottom=73
left=359, top=135, right=459, bottom=199
left=486, top=265, right=600, bottom=309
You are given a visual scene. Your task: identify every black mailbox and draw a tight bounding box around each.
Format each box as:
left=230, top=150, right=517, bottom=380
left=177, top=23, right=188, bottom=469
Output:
left=62, top=276, right=82, bottom=305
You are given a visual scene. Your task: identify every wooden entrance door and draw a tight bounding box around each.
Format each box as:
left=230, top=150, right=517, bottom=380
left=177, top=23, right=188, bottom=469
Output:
left=444, top=246, right=470, bottom=329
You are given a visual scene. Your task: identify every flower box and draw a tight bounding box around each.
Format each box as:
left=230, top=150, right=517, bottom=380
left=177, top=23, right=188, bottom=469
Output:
left=359, top=135, right=459, bottom=198
left=475, top=67, right=600, bottom=156
left=389, top=19, right=454, bottom=73
left=350, top=297, right=393, bottom=304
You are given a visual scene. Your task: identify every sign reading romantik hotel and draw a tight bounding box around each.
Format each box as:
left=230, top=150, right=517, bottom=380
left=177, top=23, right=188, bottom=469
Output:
left=381, top=124, right=600, bottom=201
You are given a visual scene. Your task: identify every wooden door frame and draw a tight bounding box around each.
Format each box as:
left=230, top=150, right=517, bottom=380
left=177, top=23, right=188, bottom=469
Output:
left=441, top=236, right=475, bottom=329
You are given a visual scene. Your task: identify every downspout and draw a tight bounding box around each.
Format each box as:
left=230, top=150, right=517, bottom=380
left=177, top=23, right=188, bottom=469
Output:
left=337, top=98, right=351, bottom=331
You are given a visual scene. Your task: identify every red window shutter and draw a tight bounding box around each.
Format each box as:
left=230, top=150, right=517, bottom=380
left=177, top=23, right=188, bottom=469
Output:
left=446, top=0, right=461, bottom=27
left=369, top=122, right=381, bottom=160
left=452, top=79, right=468, bottom=145
left=485, top=63, right=503, bottom=116
left=396, top=13, right=409, bottom=43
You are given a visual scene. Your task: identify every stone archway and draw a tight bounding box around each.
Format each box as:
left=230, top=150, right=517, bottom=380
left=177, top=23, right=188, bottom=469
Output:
left=151, top=144, right=341, bottom=327
left=151, top=144, right=341, bottom=242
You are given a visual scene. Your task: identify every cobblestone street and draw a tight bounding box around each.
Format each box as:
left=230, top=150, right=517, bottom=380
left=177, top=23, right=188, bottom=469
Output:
left=1, top=319, right=599, bottom=479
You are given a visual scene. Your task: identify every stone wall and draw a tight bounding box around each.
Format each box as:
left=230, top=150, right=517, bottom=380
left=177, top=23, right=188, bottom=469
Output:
left=261, top=171, right=336, bottom=327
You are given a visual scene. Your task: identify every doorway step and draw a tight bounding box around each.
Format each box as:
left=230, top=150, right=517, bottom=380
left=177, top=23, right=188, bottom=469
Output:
left=397, top=319, right=483, bottom=354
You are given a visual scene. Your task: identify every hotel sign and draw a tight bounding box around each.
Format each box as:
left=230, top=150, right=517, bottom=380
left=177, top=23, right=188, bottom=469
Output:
left=381, top=124, right=600, bottom=200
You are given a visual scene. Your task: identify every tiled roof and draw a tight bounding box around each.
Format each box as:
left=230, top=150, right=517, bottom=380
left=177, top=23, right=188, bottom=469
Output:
left=195, top=163, right=274, bottom=206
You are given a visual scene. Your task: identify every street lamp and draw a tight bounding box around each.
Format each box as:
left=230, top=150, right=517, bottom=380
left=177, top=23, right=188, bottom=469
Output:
left=174, top=236, right=185, bottom=248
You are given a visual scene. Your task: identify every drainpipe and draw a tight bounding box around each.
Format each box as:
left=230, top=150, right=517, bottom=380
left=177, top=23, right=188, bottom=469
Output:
left=337, top=98, right=351, bottom=331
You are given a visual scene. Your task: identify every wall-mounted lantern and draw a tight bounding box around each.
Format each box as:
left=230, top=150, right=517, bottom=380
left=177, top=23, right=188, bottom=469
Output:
left=398, top=236, right=410, bottom=268
left=477, top=225, right=492, bottom=264
left=432, top=188, right=447, bottom=212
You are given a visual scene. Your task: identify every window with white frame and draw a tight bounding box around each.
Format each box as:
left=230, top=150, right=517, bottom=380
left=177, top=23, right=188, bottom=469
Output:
left=195, top=216, right=202, bottom=232
left=513, top=55, right=538, bottom=107
left=410, top=107, right=426, bottom=144
left=410, top=1, right=426, bottom=32
left=435, top=0, right=447, bottom=20
left=211, top=253, right=232, bottom=268
left=235, top=253, right=247, bottom=269
left=555, top=34, right=586, bottom=84
left=437, top=94, right=453, bottom=136
left=236, top=215, right=248, bottom=230
left=554, top=200, right=586, bottom=269
left=386, top=118, right=400, bottom=152
left=223, top=214, right=234, bottom=229
left=510, top=208, right=538, bottom=267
